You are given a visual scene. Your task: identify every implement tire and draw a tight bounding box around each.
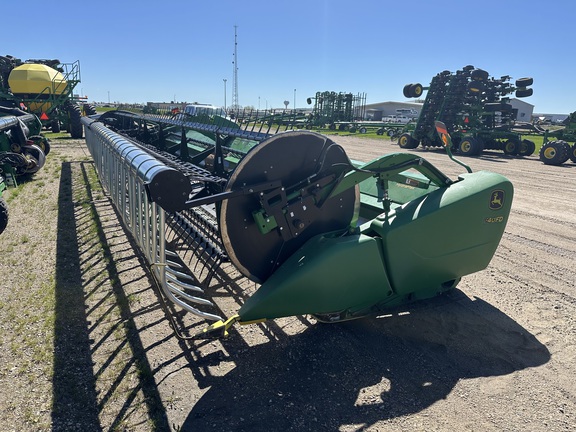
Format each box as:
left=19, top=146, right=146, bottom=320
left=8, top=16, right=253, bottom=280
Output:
left=398, top=133, right=419, bottom=149
left=503, top=138, right=520, bottom=156
left=519, top=139, right=536, bottom=157
left=516, top=88, right=533, bottom=98
left=409, top=83, right=423, bottom=98
left=539, top=141, right=570, bottom=165
left=459, top=136, right=483, bottom=156
left=0, top=196, right=8, bottom=235
left=515, top=77, right=533, bottom=87
left=69, top=104, right=83, bottom=139
left=570, top=143, right=576, bottom=163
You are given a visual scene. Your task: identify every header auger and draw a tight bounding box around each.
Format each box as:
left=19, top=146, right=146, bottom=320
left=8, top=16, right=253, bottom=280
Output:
left=82, top=108, right=513, bottom=338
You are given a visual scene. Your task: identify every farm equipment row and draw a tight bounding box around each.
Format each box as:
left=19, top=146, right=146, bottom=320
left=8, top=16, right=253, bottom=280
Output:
left=82, top=106, right=513, bottom=338
left=398, top=65, right=536, bottom=157
left=0, top=108, right=50, bottom=234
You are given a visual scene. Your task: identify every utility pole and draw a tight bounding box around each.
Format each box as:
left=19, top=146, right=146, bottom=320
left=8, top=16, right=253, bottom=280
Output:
left=223, top=79, right=227, bottom=112
left=232, top=25, right=239, bottom=112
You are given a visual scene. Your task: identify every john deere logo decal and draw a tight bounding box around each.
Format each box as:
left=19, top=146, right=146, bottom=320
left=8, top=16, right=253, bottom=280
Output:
left=489, top=190, right=504, bottom=210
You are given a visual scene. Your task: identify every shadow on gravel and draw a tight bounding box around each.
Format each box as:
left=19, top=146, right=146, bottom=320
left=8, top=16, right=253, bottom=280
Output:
left=51, top=161, right=170, bottom=431
left=182, top=290, right=550, bottom=431
left=52, top=161, right=101, bottom=431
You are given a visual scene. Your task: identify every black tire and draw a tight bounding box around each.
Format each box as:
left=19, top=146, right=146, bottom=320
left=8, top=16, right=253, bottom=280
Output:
left=398, top=133, right=419, bottom=149
left=51, top=120, right=60, bottom=133
left=409, top=83, right=423, bottom=98
left=359, top=127, right=367, bottom=134
left=539, top=141, right=570, bottom=165
left=403, top=84, right=413, bottom=98
left=471, top=69, right=489, bottom=81
left=516, top=88, right=533, bottom=98
left=459, top=136, right=483, bottom=156
left=519, top=139, right=536, bottom=157
left=82, top=103, right=97, bottom=116
left=468, top=80, right=484, bottom=94
left=515, top=77, right=533, bottom=87
left=570, top=143, right=576, bottom=163
left=19, top=144, right=46, bottom=175
left=503, top=138, right=520, bottom=156
left=27, top=135, right=51, bottom=156
left=0, top=196, right=8, bottom=235
left=376, top=128, right=384, bottom=136
left=68, top=104, right=83, bottom=138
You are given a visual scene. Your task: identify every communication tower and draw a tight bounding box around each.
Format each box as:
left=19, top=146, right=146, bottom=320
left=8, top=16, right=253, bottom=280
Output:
left=232, top=25, right=239, bottom=112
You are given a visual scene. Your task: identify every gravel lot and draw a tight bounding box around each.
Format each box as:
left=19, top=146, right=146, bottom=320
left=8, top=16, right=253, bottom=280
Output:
left=0, top=134, right=574, bottom=431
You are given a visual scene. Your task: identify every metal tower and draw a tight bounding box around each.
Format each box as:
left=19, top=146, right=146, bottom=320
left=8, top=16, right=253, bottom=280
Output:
left=232, top=25, right=239, bottom=112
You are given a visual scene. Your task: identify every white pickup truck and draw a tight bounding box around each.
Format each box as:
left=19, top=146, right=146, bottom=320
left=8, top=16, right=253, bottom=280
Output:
left=382, top=115, right=412, bottom=124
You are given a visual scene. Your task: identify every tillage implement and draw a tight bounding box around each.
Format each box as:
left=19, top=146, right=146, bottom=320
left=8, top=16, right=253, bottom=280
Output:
left=81, top=107, right=513, bottom=338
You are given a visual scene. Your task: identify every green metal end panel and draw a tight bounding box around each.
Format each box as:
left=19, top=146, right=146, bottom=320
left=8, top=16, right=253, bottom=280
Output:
left=370, top=170, right=513, bottom=295
left=239, top=233, right=392, bottom=322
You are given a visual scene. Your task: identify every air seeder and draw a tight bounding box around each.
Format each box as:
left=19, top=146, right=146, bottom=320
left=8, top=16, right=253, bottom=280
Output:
left=400, top=66, right=535, bottom=157
left=83, top=110, right=513, bottom=337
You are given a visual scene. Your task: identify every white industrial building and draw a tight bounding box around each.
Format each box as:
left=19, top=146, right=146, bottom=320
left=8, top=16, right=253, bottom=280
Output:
left=364, top=101, right=422, bottom=121
left=364, top=99, right=534, bottom=122
left=509, top=98, right=534, bottom=122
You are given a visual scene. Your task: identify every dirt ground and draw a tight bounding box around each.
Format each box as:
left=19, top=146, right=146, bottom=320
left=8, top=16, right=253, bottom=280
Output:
left=0, top=134, right=574, bottom=431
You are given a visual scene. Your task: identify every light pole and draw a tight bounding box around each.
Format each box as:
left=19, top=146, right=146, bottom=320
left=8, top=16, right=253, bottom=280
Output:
left=223, top=79, right=227, bottom=112
left=294, top=88, right=296, bottom=113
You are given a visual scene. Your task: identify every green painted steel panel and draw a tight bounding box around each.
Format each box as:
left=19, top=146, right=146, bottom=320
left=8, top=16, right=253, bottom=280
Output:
left=239, top=233, right=392, bottom=321
left=370, top=170, right=513, bottom=294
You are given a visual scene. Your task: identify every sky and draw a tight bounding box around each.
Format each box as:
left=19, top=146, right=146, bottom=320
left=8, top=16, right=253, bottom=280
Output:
left=3, top=0, right=575, bottom=114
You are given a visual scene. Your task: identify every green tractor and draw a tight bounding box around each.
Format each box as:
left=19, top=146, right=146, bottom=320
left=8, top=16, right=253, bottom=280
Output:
left=0, top=55, right=84, bottom=138
left=538, top=111, right=576, bottom=165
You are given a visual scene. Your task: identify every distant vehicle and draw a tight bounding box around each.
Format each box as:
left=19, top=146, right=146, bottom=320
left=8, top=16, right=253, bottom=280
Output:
left=396, top=108, right=418, bottom=117
left=383, top=115, right=412, bottom=124
left=184, top=103, right=226, bottom=117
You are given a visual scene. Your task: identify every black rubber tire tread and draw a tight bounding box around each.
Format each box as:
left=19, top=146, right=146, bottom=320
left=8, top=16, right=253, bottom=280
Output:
left=468, top=81, right=484, bottom=94
left=82, top=103, right=97, bottom=116
left=27, top=135, right=51, bottom=156
left=409, top=83, right=423, bottom=98
left=570, top=143, right=576, bottom=163
left=68, top=104, right=83, bottom=139
left=471, top=69, right=489, bottom=81
left=403, top=84, right=413, bottom=98
left=0, top=196, right=8, bottom=235
left=51, top=120, right=60, bottom=133
left=539, top=141, right=570, bottom=165
left=516, top=88, right=533, bottom=98
left=398, top=133, right=419, bottom=149
left=515, top=77, right=533, bottom=87
left=519, top=139, right=536, bottom=157
left=459, top=136, right=483, bottom=156
left=503, top=139, right=520, bottom=156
